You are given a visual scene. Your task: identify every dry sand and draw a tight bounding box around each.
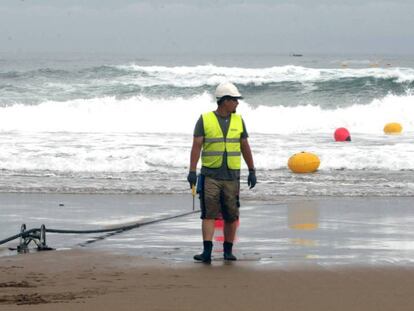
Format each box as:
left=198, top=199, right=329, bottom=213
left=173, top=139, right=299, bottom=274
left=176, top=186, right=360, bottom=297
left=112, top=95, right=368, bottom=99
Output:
left=1, top=249, right=414, bottom=311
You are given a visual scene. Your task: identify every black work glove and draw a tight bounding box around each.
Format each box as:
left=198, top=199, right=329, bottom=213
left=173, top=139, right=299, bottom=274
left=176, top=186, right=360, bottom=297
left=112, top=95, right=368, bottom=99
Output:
left=187, top=171, right=197, bottom=188
left=247, top=169, right=257, bottom=189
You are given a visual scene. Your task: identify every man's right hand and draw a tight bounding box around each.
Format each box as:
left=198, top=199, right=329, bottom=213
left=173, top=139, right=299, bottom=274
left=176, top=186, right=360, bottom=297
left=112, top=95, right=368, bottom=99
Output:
left=187, top=171, right=197, bottom=188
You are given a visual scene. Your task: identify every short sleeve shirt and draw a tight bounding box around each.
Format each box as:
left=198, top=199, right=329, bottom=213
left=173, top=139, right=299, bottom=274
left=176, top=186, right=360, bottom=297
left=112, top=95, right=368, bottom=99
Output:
left=193, top=111, right=248, bottom=180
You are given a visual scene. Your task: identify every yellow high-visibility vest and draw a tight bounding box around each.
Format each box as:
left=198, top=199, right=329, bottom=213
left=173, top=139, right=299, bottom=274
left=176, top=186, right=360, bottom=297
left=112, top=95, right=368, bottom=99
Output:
left=201, top=111, right=243, bottom=170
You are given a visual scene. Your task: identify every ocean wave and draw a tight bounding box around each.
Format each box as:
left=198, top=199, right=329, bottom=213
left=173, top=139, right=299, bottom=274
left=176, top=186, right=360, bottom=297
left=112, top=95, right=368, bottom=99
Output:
left=115, top=64, right=414, bottom=86
left=2, top=64, right=414, bottom=87
left=1, top=64, right=413, bottom=109
left=0, top=93, right=413, bottom=134
left=243, top=93, right=414, bottom=134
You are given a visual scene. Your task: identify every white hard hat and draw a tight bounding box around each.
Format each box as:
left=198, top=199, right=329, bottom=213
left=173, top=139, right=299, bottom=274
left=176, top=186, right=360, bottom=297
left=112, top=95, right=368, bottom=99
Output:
left=214, top=82, right=243, bottom=100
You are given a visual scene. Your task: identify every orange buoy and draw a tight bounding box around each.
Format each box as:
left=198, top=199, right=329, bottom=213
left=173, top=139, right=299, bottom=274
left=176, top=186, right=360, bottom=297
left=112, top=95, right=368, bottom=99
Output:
left=334, top=127, right=351, bottom=141
left=288, top=152, right=320, bottom=173
left=384, top=122, right=402, bottom=134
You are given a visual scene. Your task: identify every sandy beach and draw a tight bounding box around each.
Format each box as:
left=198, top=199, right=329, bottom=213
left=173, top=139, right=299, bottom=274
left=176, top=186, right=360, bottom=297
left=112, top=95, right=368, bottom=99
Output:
left=1, top=194, right=414, bottom=310
left=2, top=249, right=414, bottom=310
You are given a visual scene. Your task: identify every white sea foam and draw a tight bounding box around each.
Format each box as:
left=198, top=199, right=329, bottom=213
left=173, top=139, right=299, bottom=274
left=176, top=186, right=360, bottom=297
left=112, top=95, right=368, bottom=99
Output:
left=241, top=93, right=414, bottom=134
left=117, top=64, right=414, bottom=86
left=0, top=130, right=413, bottom=174
left=254, top=136, right=414, bottom=170
left=0, top=93, right=212, bottom=133
left=0, top=93, right=413, bottom=134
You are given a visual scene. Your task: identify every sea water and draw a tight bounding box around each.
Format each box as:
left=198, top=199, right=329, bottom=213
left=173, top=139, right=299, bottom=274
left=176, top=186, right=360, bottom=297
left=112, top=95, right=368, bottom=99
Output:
left=1, top=53, right=414, bottom=197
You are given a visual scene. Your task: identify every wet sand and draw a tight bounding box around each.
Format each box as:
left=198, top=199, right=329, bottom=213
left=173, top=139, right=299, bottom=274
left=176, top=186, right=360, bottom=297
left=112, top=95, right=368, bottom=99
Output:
left=2, top=194, right=414, bottom=265
left=2, top=249, right=414, bottom=310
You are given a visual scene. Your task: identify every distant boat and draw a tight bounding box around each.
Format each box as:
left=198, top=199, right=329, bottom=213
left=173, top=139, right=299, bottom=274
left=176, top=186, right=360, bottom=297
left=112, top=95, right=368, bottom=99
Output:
left=290, top=53, right=303, bottom=57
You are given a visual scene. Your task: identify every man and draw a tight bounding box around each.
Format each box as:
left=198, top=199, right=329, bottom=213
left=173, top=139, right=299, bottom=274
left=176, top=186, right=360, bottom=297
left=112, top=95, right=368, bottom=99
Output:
left=187, top=82, right=256, bottom=263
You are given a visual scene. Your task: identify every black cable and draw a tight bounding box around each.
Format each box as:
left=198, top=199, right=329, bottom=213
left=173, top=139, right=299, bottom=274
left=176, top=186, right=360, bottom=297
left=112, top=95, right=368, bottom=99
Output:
left=0, top=210, right=199, bottom=246
left=0, top=228, right=39, bottom=245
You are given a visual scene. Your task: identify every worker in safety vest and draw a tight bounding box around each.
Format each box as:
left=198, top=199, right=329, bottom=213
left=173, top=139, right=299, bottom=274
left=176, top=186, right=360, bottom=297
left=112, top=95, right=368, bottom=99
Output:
left=187, top=82, right=256, bottom=263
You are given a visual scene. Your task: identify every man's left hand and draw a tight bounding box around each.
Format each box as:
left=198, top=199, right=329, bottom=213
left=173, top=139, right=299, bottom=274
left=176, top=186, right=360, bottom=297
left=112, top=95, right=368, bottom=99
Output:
left=247, top=169, right=256, bottom=189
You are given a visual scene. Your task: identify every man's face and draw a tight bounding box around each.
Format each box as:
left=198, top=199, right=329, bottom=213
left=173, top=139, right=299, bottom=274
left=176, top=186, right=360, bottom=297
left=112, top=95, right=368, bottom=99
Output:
left=225, top=98, right=239, bottom=113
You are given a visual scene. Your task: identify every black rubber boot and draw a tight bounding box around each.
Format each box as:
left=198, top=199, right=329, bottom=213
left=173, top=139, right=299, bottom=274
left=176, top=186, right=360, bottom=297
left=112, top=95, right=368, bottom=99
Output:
left=223, top=241, right=237, bottom=261
left=194, top=241, right=212, bottom=263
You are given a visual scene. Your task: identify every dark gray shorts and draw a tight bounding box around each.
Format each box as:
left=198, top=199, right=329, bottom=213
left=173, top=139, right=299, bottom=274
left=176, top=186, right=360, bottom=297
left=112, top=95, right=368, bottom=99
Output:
left=200, top=176, right=240, bottom=222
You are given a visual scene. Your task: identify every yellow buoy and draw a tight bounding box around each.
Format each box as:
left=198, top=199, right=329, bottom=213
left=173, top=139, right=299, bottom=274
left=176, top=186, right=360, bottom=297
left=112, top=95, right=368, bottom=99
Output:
left=384, top=122, right=402, bottom=134
left=288, top=152, right=320, bottom=173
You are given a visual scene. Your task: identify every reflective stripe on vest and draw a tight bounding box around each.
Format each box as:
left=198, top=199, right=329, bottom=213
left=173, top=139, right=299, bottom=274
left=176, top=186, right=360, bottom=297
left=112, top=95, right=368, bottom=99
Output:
left=201, top=111, right=243, bottom=169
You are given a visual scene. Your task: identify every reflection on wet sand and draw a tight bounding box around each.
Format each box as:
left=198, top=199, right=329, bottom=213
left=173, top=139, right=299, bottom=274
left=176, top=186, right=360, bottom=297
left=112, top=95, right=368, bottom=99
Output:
left=288, top=200, right=319, bottom=249
left=288, top=200, right=319, bottom=230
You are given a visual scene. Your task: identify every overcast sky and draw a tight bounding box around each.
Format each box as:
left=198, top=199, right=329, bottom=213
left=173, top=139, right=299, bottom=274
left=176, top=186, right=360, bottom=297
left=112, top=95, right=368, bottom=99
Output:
left=0, top=0, right=413, bottom=55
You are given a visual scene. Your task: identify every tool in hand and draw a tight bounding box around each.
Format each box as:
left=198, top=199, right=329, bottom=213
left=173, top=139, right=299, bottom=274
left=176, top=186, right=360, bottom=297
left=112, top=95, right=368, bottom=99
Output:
left=191, top=185, right=196, bottom=211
